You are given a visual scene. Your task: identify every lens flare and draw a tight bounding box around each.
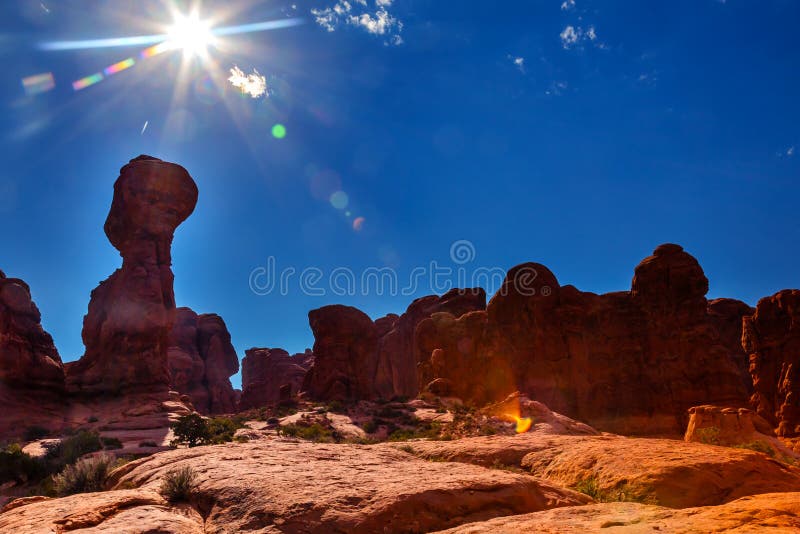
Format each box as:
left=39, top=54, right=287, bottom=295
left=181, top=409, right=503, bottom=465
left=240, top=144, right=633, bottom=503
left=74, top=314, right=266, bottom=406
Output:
left=167, top=11, right=214, bottom=57
left=21, top=72, right=55, bottom=95
left=512, top=415, right=533, bottom=434
left=104, top=58, right=135, bottom=76
left=272, top=124, right=287, bottom=138
left=72, top=73, right=104, bottom=91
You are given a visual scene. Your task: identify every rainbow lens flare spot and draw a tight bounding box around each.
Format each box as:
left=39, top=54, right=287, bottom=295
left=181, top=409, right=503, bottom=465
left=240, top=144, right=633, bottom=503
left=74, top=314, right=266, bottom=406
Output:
left=272, top=124, right=287, bottom=139
left=104, top=58, right=135, bottom=76
left=140, top=41, right=172, bottom=59
left=72, top=73, right=104, bottom=91
left=329, top=191, right=349, bottom=210
left=21, top=72, right=55, bottom=95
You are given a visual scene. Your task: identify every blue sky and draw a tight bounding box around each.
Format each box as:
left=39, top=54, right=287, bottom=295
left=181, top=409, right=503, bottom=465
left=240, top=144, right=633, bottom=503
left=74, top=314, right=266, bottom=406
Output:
left=1, top=0, right=798, bottom=388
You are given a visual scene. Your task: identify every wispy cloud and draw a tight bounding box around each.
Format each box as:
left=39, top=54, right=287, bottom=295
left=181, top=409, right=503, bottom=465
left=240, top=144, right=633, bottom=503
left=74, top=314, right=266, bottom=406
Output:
left=561, top=0, right=576, bottom=11
left=788, top=146, right=795, bottom=157
left=560, top=24, right=600, bottom=49
left=312, top=0, right=403, bottom=45
left=228, top=66, right=268, bottom=98
left=508, top=55, right=525, bottom=73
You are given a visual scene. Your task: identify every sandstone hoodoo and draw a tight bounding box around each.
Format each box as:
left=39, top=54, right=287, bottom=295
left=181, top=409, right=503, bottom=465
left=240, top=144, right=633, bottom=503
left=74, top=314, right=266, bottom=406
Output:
left=66, top=155, right=198, bottom=396
left=239, top=348, right=313, bottom=409
left=168, top=307, right=239, bottom=414
left=744, top=289, right=800, bottom=437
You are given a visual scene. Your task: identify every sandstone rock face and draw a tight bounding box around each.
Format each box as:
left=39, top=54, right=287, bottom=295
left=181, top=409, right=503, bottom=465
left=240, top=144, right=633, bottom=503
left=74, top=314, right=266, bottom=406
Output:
left=0, top=272, right=66, bottom=435
left=239, top=348, right=313, bottom=409
left=374, top=288, right=486, bottom=399
left=433, top=493, right=800, bottom=533
left=0, top=440, right=590, bottom=534
left=416, top=244, right=749, bottom=435
left=744, top=289, right=800, bottom=437
left=708, top=297, right=754, bottom=395
left=304, top=290, right=485, bottom=402
left=407, top=432, right=800, bottom=509
left=66, top=156, right=198, bottom=396
left=168, top=307, right=239, bottom=414
left=0, top=272, right=64, bottom=391
left=303, top=305, right=378, bottom=400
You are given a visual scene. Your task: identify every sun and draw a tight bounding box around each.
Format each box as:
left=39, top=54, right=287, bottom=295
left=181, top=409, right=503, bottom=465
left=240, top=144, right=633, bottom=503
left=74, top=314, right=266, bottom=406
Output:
left=167, top=11, right=214, bottom=58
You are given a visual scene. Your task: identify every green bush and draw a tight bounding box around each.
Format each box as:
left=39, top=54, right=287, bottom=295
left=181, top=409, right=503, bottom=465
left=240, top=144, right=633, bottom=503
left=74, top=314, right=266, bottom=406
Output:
left=733, top=440, right=775, bottom=457
left=24, top=426, right=50, bottom=442
left=0, top=443, right=46, bottom=484
left=52, top=454, right=115, bottom=496
left=171, top=414, right=243, bottom=447
left=47, top=430, right=103, bottom=466
left=278, top=423, right=334, bottom=442
left=573, top=476, right=603, bottom=500
left=695, top=426, right=721, bottom=446
left=171, top=414, right=211, bottom=448
left=159, top=466, right=197, bottom=502
left=139, top=441, right=159, bottom=448
left=362, top=419, right=378, bottom=434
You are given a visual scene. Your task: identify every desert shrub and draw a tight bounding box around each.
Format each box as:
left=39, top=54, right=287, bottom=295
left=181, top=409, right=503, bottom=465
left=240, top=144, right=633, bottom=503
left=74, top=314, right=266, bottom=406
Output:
left=101, top=437, right=123, bottom=450
left=87, top=416, right=99, bottom=423
left=573, top=476, right=603, bottom=500
left=733, top=440, right=775, bottom=457
left=171, top=414, right=211, bottom=447
left=206, top=417, right=243, bottom=444
left=377, top=406, right=402, bottom=419
left=171, top=414, right=244, bottom=447
left=233, top=435, right=250, bottom=443
left=395, top=444, right=415, bottom=454
left=278, top=423, right=334, bottom=442
left=0, top=443, right=46, bottom=484
left=362, top=419, right=378, bottom=434
left=327, top=400, right=345, bottom=413
left=160, top=466, right=198, bottom=502
left=139, top=441, right=159, bottom=448
left=47, top=430, right=103, bottom=466
left=52, top=453, right=115, bottom=496
left=695, top=426, right=721, bottom=445
left=24, top=426, right=50, bottom=442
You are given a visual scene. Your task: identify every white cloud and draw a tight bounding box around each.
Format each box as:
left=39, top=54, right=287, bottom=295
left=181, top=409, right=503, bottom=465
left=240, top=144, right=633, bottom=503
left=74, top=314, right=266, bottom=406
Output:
left=312, top=1, right=403, bottom=45
left=228, top=65, right=268, bottom=98
left=560, top=24, right=601, bottom=49
left=788, top=146, right=795, bottom=157
left=561, top=0, right=576, bottom=10
left=560, top=25, right=579, bottom=47
left=509, top=55, right=525, bottom=73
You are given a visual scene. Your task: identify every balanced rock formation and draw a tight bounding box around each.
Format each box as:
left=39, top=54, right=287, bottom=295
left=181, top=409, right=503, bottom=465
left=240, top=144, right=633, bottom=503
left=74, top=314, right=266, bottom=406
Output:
left=66, top=155, right=198, bottom=396
left=417, top=244, right=750, bottom=434
left=239, top=348, right=313, bottom=409
left=744, top=289, right=800, bottom=437
left=0, top=271, right=64, bottom=391
left=168, top=307, right=239, bottom=414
